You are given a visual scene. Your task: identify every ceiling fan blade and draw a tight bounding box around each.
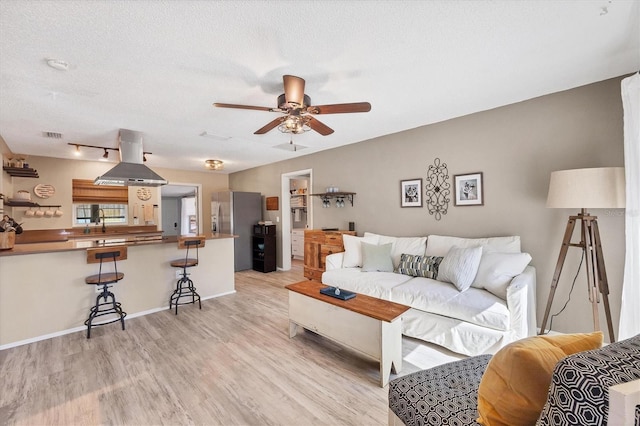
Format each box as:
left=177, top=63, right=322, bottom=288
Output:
left=283, top=75, right=306, bottom=106
left=306, top=102, right=371, bottom=114
left=307, top=116, right=334, bottom=136
left=254, top=117, right=283, bottom=134
left=214, top=103, right=273, bottom=112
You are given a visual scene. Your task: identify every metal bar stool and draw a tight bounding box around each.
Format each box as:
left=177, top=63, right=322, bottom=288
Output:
left=169, top=236, right=204, bottom=314
left=84, top=247, right=127, bottom=338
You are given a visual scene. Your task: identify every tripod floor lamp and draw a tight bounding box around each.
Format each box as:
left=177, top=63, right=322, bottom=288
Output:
left=539, top=167, right=625, bottom=342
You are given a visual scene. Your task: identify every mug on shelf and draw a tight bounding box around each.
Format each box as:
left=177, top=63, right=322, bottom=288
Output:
left=45, top=210, right=54, bottom=217
left=24, top=209, right=35, bottom=217
left=54, top=209, right=63, bottom=217
left=34, top=209, right=45, bottom=217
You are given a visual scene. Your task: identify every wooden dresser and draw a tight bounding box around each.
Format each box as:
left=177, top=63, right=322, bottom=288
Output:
left=303, top=229, right=356, bottom=281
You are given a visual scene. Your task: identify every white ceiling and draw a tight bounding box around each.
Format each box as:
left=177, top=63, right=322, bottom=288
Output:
left=1, top=1, right=638, bottom=174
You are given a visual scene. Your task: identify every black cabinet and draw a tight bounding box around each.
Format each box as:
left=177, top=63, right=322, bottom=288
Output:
left=252, top=225, right=276, bottom=273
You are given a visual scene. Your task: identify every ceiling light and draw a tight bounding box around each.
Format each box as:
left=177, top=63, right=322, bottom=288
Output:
left=46, top=58, right=69, bottom=71
left=278, top=115, right=310, bottom=134
left=103, top=149, right=109, bottom=159
left=205, top=159, right=224, bottom=171
left=74, top=145, right=81, bottom=156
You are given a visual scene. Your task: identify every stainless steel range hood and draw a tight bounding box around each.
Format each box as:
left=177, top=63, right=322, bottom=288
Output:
left=94, top=129, right=168, bottom=186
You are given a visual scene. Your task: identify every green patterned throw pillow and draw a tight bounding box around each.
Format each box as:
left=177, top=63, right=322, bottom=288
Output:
left=396, top=254, right=443, bottom=278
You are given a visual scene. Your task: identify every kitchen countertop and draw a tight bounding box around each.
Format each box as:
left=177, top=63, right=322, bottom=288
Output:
left=0, top=233, right=237, bottom=257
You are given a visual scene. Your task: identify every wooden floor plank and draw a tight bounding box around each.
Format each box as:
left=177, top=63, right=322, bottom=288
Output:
left=0, top=260, right=465, bottom=425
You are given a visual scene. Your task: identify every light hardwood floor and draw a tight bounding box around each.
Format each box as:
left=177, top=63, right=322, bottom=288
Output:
left=0, top=261, right=463, bottom=426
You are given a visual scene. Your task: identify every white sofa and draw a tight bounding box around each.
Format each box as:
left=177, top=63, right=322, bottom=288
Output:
left=322, top=233, right=537, bottom=356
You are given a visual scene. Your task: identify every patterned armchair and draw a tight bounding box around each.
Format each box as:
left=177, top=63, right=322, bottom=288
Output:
left=389, top=334, right=640, bottom=426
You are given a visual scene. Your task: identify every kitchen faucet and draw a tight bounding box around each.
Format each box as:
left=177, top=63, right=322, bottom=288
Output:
left=99, top=209, right=106, bottom=233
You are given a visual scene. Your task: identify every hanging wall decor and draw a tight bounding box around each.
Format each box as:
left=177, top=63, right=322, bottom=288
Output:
left=425, top=158, right=450, bottom=220
left=400, top=178, right=423, bottom=207
left=453, top=172, right=484, bottom=206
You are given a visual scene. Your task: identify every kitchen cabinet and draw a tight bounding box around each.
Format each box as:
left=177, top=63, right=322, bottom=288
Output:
left=303, top=229, right=355, bottom=281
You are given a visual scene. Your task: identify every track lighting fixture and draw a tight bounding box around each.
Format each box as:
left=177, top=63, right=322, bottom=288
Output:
left=67, top=143, right=153, bottom=162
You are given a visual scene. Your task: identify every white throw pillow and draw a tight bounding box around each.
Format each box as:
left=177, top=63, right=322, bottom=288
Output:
left=364, top=232, right=427, bottom=269
left=361, top=242, right=394, bottom=272
left=471, top=252, right=532, bottom=299
left=342, top=234, right=380, bottom=268
left=426, top=235, right=521, bottom=257
left=437, top=246, right=483, bottom=292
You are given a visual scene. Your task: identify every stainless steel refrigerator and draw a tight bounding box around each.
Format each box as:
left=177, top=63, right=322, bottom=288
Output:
left=211, top=191, right=262, bottom=271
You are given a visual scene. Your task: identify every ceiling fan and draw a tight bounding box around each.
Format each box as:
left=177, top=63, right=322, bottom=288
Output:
left=214, top=75, right=371, bottom=136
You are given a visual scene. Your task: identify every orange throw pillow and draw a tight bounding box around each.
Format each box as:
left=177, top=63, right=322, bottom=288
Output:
left=476, top=332, right=603, bottom=426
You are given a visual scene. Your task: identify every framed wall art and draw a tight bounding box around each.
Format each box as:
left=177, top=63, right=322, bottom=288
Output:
left=400, top=178, right=422, bottom=207
left=454, top=172, right=484, bottom=206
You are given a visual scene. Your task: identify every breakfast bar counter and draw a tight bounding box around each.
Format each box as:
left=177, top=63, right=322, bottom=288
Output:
left=0, top=233, right=237, bottom=348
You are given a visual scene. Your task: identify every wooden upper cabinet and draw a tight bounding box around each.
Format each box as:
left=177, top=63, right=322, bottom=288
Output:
left=72, top=179, right=128, bottom=204
left=303, top=229, right=356, bottom=281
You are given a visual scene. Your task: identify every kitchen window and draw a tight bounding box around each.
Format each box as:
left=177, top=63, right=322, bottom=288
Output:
left=73, top=204, right=128, bottom=226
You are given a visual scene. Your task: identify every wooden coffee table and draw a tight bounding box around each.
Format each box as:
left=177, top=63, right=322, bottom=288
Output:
left=285, top=280, right=410, bottom=387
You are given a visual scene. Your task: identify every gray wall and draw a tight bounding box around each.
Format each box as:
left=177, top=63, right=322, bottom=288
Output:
left=229, top=76, right=626, bottom=337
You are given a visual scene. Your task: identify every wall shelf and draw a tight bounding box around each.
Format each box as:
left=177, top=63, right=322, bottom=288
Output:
left=310, top=192, right=356, bottom=206
left=4, top=201, right=61, bottom=208
left=3, top=167, right=39, bottom=178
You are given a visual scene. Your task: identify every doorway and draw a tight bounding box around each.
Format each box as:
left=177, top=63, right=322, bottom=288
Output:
left=281, top=169, right=312, bottom=271
left=160, top=183, right=202, bottom=235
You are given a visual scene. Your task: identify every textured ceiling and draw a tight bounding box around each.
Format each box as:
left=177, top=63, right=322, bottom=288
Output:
left=1, top=1, right=639, bottom=174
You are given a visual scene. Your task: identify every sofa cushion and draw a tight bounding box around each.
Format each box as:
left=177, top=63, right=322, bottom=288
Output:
left=396, top=254, right=443, bottom=279
left=391, top=277, right=510, bottom=331
left=342, top=234, right=380, bottom=268
left=476, top=332, right=603, bottom=426
left=537, top=333, right=640, bottom=426
left=361, top=242, right=394, bottom=272
left=364, top=232, right=427, bottom=269
left=471, top=252, right=533, bottom=299
left=438, top=246, right=483, bottom=292
left=322, top=268, right=414, bottom=300
left=426, top=235, right=521, bottom=257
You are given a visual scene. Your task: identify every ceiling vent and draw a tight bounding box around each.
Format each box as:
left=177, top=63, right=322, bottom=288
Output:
left=42, top=131, right=63, bottom=139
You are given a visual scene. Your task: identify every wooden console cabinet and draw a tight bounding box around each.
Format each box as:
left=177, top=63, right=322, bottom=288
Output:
left=303, top=229, right=355, bottom=281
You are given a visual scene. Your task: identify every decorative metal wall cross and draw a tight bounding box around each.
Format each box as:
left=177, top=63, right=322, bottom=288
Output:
left=425, top=158, right=450, bottom=220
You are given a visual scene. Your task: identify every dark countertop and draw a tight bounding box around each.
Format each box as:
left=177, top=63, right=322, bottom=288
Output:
left=0, top=233, right=237, bottom=257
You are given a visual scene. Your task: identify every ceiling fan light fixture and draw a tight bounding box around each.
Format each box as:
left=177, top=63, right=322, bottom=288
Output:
left=214, top=74, right=369, bottom=136
left=278, top=115, right=310, bottom=134
left=205, top=159, right=224, bottom=170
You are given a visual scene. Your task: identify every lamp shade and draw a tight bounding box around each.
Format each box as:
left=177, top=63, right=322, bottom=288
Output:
left=547, top=167, right=625, bottom=208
